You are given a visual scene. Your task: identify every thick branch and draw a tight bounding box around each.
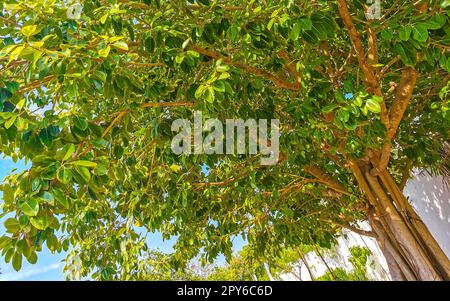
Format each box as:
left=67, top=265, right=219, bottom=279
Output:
left=388, top=67, right=418, bottom=140
left=337, top=0, right=389, bottom=127
left=375, top=67, right=417, bottom=173
left=367, top=26, right=379, bottom=67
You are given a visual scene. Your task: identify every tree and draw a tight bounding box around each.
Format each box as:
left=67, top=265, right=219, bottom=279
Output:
left=317, top=246, right=372, bottom=281
left=0, top=0, right=449, bottom=280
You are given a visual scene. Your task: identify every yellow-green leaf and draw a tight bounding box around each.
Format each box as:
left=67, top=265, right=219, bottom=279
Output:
left=70, top=160, right=97, bottom=167
left=98, top=45, right=111, bottom=58
left=3, top=184, right=14, bottom=204
left=21, top=25, right=38, bottom=37
left=20, top=198, right=40, bottom=217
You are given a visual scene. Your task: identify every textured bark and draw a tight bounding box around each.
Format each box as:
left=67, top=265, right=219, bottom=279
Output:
left=388, top=67, right=418, bottom=139
left=349, top=159, right=446, bottom=280
left=369, top=215, right=415, bottom=280
left=380, top=171, right=450, bottom=279
left=337, top=0, right=389, bottom=127
left=364, top=170, right=442, bottom=280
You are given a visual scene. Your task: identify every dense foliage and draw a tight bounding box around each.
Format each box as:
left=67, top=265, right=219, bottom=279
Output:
left=0, top=0, right=449, bottom=280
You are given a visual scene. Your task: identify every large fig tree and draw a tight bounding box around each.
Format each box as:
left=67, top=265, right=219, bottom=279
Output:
left=0, top=0, right=450, bottom=280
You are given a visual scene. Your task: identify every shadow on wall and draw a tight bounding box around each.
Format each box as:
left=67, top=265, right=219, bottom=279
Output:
left=403, top=170, right=450, bottom=257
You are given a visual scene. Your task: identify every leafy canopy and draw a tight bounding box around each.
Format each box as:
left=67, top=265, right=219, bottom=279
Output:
left=0, top=0, right=449, bottom=279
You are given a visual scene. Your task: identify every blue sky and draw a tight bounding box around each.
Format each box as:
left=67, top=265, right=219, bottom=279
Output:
left=0, top=158, right=244, bottom=280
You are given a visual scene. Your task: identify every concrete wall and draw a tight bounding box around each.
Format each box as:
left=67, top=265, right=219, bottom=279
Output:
left=403, top=171, right=450, bottom=257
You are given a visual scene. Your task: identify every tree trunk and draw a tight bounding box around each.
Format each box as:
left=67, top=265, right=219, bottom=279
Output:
left=348, top=159, right=450, bottom=280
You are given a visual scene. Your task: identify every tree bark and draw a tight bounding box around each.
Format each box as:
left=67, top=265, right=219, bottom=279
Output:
left=349, top=159, right=449, bottom=280
left=379, top=170, right=450, bottom=279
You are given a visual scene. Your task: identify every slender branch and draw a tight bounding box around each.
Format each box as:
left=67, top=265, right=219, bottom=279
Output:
left=77, top=101, right=194, bottom=158
left=17, top=75, right=55, bottom=94
left=304, top=165, right=351, bottom=196
left=191, top=45, right=301, bottom=91
left=102, top=111, right=128, bottom=138
left=140, top=101, right=194, bottom=109
left=339, top=222, right=376, bottom=238
left=378, top=56, right=400, bottom=79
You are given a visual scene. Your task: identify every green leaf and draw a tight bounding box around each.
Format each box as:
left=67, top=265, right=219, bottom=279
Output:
left=412, top=25, right=429, bottom=43
left=20, top=198, right=40, bottom=217
left=290, top=22, right=302, bottom=41
left=41, top=191, right=54, bottom=204
left=75, top=166, right=91, bottom=183
left=206, top=87, right=215, bottom=103
left=0, top=87, right=13, bottom=102
left=394, top=43, right=414, bottom=67
left=213, top=81, right=226, bottom=93
left=112, top=42, right=129, bottom=51
left=12, top=252, right=22, bottom=271
left=70, top=160, right=97, bottom=167
left=424, top=15, right=447, bottom=30
left=298, top=17, right=313, bottom=31
left=52, top=188, right=69, bottom=209
left=4, top=115, right=17, bottom=129
left=4, top=218, right=20, bottom=233
left=73, top=116, right=88, bottom=131
left=2, top=184, right=14, bottom=204
left=381, top=29, right=393, bottom=41
left=366, top=98, right=381, bottom=113
left=216, top=65, right=229, bottom=72
left=26, top=252, right=38, bottom=264
left=57, top=168, right=73, bottom=184
left=195, top=85, right=206, bottom=99
left=61, top=144, right=76, bottom=161
left=21, top=25, right=38, bottom=37
left=98, top=46, right=111, bottom=58
left=30, top=215, right=49, bottom=230
left=0, top=236, right=11, bottom=250
left=398, top=27, right=411, bottom=41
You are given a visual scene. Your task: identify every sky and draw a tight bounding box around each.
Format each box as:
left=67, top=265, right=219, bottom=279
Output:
left=0, top=158, right=244, bottom=281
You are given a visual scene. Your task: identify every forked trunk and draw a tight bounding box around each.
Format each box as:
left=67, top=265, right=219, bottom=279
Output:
left=348, top=159, right=450, bottom=281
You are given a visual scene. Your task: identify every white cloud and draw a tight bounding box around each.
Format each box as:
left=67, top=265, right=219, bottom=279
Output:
left=0, top=263, right=62, bottom=281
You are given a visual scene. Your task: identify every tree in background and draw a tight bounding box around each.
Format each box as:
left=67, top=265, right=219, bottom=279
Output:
left=317, top=246, right=372, bottom=281
left=0, top=0, right=450, bottom=280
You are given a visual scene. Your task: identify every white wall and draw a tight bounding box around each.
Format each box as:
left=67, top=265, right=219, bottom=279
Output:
left=279, top=228, right=391, bottom=281
left=403, top=171, right=450, bottom=257
left=280, top=171, right=450, bottom=281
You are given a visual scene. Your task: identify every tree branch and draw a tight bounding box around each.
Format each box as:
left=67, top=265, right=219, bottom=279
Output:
left=337, top=0, right=389, bottom=127
left=304, top=165, right=351, bottom=196
left=388, top=67, right=418, bottom=140
left=191, top=45, right=301, bottom=91
left=367, top=26, right=379, bottom=67
left=374, top=67, right=418, bottom=173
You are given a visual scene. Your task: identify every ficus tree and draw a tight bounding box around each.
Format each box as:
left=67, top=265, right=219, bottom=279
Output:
left=0, top=0, right=450, bottom=280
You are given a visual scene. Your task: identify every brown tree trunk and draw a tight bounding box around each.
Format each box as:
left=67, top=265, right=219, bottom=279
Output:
left=379, top=170, right=450, bottom=279
left=369, top=212, right=415, bottom=280
left=348, top=159, right=450, bottom=280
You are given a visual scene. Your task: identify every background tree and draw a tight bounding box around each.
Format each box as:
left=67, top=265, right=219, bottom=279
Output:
left=0, top=0, right=449, bottom=280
